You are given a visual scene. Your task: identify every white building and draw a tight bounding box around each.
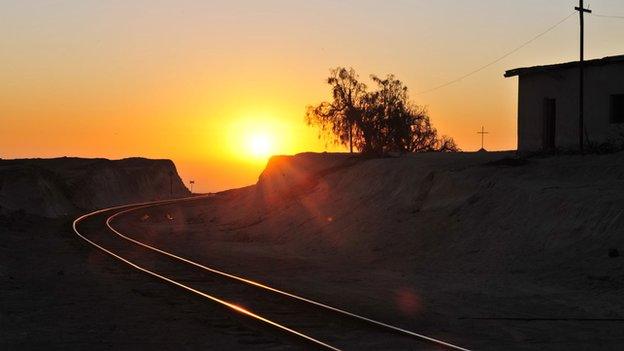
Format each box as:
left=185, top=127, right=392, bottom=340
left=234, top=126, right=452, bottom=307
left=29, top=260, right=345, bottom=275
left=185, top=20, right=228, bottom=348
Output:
left=505, top=55, right=624, bottom=152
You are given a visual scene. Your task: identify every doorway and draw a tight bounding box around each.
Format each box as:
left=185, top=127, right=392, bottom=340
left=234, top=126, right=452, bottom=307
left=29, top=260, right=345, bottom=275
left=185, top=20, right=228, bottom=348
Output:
left=542, top=98, right=556, bottom=150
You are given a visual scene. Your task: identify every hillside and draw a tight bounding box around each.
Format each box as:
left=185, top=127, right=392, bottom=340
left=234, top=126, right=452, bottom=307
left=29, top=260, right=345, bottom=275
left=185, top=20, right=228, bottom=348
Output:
left=0, top=157, right=189, bottom=217
left=215, top=151, right=624, bottom=274
left=117, top=151, right=624, bottom=350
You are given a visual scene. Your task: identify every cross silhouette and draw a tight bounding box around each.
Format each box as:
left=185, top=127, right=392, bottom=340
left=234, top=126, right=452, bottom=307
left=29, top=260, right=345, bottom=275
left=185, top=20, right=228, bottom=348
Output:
left=477, top=126, right=489, bottom=151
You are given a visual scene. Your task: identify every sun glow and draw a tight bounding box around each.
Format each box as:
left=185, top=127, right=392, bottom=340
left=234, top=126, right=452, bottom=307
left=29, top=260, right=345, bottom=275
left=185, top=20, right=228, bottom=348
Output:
left=247, top=133, right=272, bottom=158
left=222, top=113, right=290, bottom=163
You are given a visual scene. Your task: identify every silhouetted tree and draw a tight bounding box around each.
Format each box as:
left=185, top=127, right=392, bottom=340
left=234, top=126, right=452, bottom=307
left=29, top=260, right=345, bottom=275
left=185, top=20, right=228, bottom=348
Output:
left=306, top=67, right=459, bottom=154
left=305, top=67, right=366, bottom=153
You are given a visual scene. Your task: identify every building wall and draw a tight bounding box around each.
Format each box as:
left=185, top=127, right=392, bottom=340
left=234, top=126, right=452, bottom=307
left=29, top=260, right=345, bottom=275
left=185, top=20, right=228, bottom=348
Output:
left=517, top=62, right=624, bottom=152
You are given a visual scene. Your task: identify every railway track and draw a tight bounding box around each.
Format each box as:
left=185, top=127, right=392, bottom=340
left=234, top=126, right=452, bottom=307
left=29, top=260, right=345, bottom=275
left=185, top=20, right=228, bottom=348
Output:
left=72, top=197, right=472, bottom=351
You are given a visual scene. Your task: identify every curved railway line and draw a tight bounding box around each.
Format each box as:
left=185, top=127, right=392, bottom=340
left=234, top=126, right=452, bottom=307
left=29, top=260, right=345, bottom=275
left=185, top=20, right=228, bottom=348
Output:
left=72, top=197, right=472, bottom=351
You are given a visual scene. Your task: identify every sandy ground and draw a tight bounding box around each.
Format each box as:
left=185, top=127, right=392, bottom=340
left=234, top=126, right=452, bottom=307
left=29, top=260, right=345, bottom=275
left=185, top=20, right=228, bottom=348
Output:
left=3, top=152, right=624, bottom=350
left=0, top=214, right=296, bottom=350
left=112, top=152, right=624, bottom=350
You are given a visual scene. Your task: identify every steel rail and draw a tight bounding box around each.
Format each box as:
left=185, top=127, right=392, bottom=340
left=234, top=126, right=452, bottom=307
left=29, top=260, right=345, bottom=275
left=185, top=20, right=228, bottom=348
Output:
left=106, top=199, right=473, bottom=351
left=72, top=201, right=341, bottom=351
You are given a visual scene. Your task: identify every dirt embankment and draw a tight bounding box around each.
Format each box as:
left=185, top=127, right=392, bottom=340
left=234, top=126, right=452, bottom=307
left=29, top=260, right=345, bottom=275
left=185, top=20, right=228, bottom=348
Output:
left=118, top=151, right=624, bottom=350
left=213, top=151, right=624, bottom=276
left=0, top=157, right=189, bottom=217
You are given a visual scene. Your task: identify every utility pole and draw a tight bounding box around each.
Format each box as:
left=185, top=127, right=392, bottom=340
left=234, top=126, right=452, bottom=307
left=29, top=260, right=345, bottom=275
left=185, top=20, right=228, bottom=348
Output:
left=189, top=180, right=194, bottom=194
left=575, top=0, right=591, bottom=152
left=477, top=126, right=489, bottom=151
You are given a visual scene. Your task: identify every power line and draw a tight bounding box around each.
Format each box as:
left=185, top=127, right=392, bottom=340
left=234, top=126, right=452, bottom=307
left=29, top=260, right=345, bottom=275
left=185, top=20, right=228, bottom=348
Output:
left=416, top=12, right=576, bottom=95
left=592, top=13, right=624, bottom=19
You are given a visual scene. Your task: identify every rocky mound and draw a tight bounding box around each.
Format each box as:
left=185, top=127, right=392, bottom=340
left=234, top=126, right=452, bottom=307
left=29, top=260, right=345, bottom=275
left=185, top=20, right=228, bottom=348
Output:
left=0, top=157, right=189, bottom=217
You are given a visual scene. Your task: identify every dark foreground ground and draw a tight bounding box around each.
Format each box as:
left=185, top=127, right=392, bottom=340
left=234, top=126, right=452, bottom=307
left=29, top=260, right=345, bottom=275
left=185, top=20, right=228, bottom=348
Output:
left=0, top=214, right=296, bottom=350
left=111, top=197, right=624, bottom=351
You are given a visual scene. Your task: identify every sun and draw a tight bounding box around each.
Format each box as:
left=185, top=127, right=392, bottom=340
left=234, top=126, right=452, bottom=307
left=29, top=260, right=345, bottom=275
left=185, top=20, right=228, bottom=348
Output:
left=225, top=114, right=288, bottom=162
left=247, top=133, right=272, bottom=158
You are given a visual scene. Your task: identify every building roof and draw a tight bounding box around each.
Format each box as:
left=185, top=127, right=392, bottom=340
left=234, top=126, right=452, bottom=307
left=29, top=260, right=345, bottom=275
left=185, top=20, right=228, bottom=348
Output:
left=504, top=54, right=624, bottom=78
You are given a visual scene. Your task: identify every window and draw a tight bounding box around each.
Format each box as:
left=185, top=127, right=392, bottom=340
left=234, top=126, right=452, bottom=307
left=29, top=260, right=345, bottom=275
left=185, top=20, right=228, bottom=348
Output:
left=611, top=94, right=624, bottom=124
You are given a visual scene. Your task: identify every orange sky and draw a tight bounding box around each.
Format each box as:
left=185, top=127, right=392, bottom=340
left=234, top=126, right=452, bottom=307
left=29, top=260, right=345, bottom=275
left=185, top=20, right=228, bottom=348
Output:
left=2, top=1, right=624, bottom=192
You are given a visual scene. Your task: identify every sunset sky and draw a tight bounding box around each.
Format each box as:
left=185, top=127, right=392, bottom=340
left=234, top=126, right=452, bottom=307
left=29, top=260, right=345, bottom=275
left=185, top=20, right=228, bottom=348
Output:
left=2, top=0, right=624, bottom=192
